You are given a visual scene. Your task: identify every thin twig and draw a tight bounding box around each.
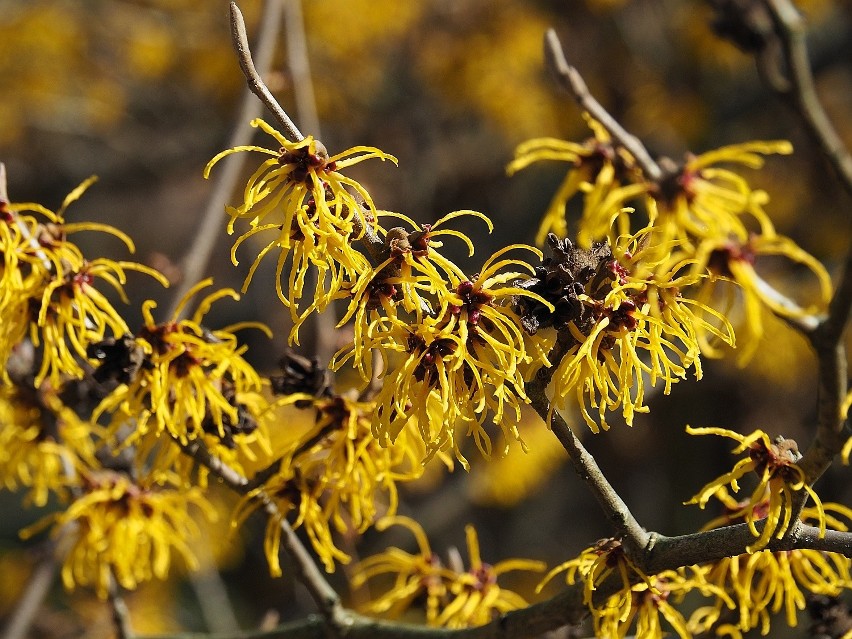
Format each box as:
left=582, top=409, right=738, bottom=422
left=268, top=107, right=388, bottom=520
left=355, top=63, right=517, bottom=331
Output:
left=230, top=2, right=303, bottom=143
left=229, top=2, right=387, bottom=264
left=166, top=0, right=285, bottom=320
left=0, top=543, right=60, bottom=639
left=109, top=577, right=134, bottom=639
left=543, top=29, right=663, bottom=183
left=764, top=0, right=852, bottom=197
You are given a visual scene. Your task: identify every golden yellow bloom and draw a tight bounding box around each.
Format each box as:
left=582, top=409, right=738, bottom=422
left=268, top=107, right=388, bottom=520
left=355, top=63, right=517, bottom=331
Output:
left=348, top=246, right=550, bottom=467
left=691, top=232, right=832, bottom=363
left=353, top=517, right=544, bottom=628
left=691, top=493, right=851, bottom=636
left=686, top=427, right=825, bottom=551
left=21, top=470, right=215, bottom=599
left=92, top=280, right=270, bottom=471
left=540, top=234, right=732, bottom=432
left=332, top=209, right=489, bottom=379
left=234, top=394, right=431, bottom=575
left=648, top=141, right=791, bottom=252
left=351, top=516, right=449, bottom=623
left=1, top=178, right=167, bottom=386
left=0, top=385, right=99, bottom=507
left=539, top=538, right=732, bottom=638
left=507, top=114, right=645, bottom=246
left=205, top=118, right=396, bottom=326
left=537, top=537, right=646, bottom=624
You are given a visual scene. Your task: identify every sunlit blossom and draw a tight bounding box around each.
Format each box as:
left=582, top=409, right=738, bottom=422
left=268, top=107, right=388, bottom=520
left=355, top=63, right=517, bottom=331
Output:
left=234, top=393, right=434, bottom=575
left=690, top=491, right=852, bottom=636
left=21, top=470, right=215, bottom=599
left=340, top=246, right=551, bottom=467
left=507, top=114, right=644, bottom=246
left=1, top=178, right=167, bottom=386
left=0, top=386, right=99, bottom=507
left=685, top=427, right=825, bottom=551
left=205, top=118, right=396, bottom=326
left=353, top=517, right=544, bottom=628
left=92, top=280, right=270, bottom=474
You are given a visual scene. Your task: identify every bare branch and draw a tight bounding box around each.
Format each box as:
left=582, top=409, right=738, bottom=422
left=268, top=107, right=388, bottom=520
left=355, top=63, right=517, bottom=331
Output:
left=108, top=578, right=134, bottom=639
left=167, top=0, right=286, bottom=320
left=763, top=0, right=852, bottom=197
left=230, top=2, right=303, bottom=142
left=543, top=29, right=663, bottom=183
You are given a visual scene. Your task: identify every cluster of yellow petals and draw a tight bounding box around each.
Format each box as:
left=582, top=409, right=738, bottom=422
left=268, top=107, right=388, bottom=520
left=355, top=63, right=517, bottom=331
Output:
left=233, top=394, right=433, bottom=575
left=336, top=244, right=551, bottom=467
left=21, top=470, right=215, bottom=599
left=510, top=116, right=832, bottom=368
left=538, top=538, right=733, bottom=639
left=686, top=427, right=826, bottom=552
left=205, top=118, right=397, bottom=333
left=0, top=177, right=167, bottom=386
left=92, top=279, right=271, bottom=479
left=0, top=385, right=99, bottom=507
left=352, top=516, right=545, bottom=628
left=690, top=490, right=852, bottom=636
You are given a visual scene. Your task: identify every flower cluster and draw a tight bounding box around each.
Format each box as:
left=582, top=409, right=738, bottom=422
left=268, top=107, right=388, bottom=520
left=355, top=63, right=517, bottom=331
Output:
left=513, top=232, right=732, bottom=431
left=538, top=538, right=733, bottom=639
left=233, top=393, right=436, bottom=574
left=91, top=279, right=272, bottom=482
left=352, top=516, right=545, bottom=628
left=205, top=118, right=397, bottom=331
left=0, top=178, right=167, bottom=387
left=511, top=116, right=832, bottom=365
left=685, top=427, right=825, bottom=551
left=21, top=470, right=215, bottom=599
left=690, top=490, right=852, bottom=636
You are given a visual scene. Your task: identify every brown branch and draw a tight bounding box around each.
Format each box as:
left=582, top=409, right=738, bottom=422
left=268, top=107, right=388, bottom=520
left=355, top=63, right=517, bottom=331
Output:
left=167, top=0, right=286, bottom=320
left=109, top=578, right=134, bottom=639
left=230, top=2, right=302, bottom=143
left=543, top=29, right=663, bottom=183
left=229, top=2, right=387, bottom=265
left=763, top=0, right=852, bottom=198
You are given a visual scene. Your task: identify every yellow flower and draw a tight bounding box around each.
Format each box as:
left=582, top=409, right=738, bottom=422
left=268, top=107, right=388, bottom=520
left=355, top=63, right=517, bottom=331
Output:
left=691, top=232, right=832, bottom=363
left=691, top=493, right=852, bottom=636
left=534, top=234, right=731, bottom=432
left=205, top=118, right=396, bottom=326
left=649, top=141, right=791, bottom=249
left=0, top=385, right=99, bottom=507
left=21, top=470, right=216, bottom=599
left=685, top=427, right=825, bottom=551
left=234, top=393, right=431, bottom=575
left=1, top=177, right=167, bottom=386
left=350, top=246, right=550, bottom=467
left=537, top=537, right=646, bottom=623
left=507, top=114, right=645, bottom=246
left=539, top=538, right=732, bottom=638
left=351, top=516, right=449, bottom=623
left=353, top=517, right=544, bottom=628
left=92, top=279, right=270, bottom=473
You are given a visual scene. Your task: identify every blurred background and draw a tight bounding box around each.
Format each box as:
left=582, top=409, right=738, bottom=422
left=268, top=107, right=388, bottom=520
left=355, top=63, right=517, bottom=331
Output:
left=0, top=0, right=850, bottom=636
